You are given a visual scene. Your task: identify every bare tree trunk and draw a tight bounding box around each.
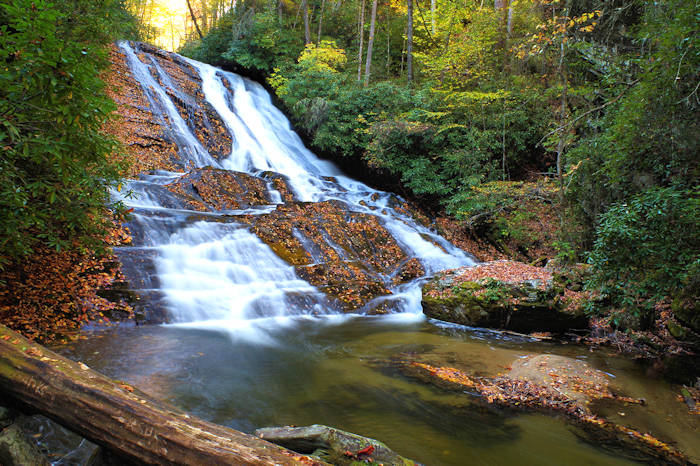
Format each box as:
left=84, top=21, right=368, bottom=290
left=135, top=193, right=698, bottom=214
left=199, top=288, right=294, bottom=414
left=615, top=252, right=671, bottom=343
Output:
left=199, top=0, right=208, bottom=33
left=400, top=30, right=405, bottom=75
left=431, top=0, right=436, bottom=34
left=364, top=0, right=378, bottom=86
left=407, top=0, right=414, bottom=83
left=507, top=0, right=513, bottom=37
left=0, top=325, right=324, bottom=466
left=556, top=41, right=567, bottom=187
left=303, top=0, right=312, bottom=44
left=187, top=0, right=204, bottom=39
left=555, top=0, right=572, bottom=191
left=386, top=20, right=391, bottom=72
left=357, top=0, right=366, bottom=82
left=317, top=0, right=326, bottom=43
left=502, top=98, right=507, bottom=180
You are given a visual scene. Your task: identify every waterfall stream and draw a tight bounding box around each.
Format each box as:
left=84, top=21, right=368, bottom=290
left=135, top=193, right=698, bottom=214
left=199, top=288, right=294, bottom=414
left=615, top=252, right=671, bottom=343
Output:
left=113, top=41, right=474, bottom=339
left=33, top=42, right=699, bottom=466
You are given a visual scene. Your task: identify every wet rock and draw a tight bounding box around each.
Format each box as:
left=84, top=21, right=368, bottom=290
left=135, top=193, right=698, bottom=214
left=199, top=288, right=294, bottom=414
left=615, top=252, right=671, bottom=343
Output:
left=393, top=258, right=425, bottom=285
left=165, top=167, right=275, bottom=211
left=422, top=261, right=588, bottom=333
left=241, top=200, right=418, bottom=311
left=255, top=424, right=418, bottom=466
left=0, top=406, right=15, bottom=430
left=138, top=43, right=232, bottom=161
left=508, top=354, right=614, bottom=408
left=260, top=171, right=298, bottom=203
left=103, top=45, right=180, bottom=176
left=0, top=424, right=49, bottom=466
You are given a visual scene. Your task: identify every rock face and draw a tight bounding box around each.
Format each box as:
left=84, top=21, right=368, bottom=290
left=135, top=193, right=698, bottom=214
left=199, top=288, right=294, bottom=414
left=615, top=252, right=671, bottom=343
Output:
left=422, top=261, right=588, bottom=333
left=241, top=200, right=423, bottom=312
left=104, top=43, right=232, bottom=177
left=255, top=425, right=418, bottom=466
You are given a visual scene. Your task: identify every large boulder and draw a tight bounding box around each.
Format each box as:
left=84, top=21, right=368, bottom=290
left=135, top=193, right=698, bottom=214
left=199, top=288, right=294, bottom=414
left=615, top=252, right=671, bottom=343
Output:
left=422, top=261, right=588, bottom=333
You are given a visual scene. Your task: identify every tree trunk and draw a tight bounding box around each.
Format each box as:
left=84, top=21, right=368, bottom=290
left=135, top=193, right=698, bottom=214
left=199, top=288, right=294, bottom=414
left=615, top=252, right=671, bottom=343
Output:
left=199, top=0, right=208, bottom=33
left=0, top=325, right=325, bottom=466
left=364, top=0, right=378, bottom=86
left=303, top=0, right=312, bottom=44
left=556, top=39, right=567, bottom=188
left=357, top=0, right=366, bottom=82
left=407, top=0, right=413, bottom=83
left=555, top=0, right=572, bottom=190
left=430, top=0, right=436, bottom=34
left=186, top=0, right=204, bottom=39
left=317, top=0, right=326, bottom=43
left=507, top=0, right=513, bottom=37
left=386, top=21, right=391, bottom=72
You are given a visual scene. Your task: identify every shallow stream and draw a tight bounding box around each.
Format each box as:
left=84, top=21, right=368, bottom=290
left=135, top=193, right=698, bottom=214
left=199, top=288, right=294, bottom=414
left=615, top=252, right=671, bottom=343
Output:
left=52, top=317, right=699, bottom=465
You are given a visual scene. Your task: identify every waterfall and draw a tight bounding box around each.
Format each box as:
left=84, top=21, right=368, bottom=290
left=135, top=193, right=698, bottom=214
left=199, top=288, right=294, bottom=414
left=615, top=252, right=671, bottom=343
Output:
left=113, top=42, right=474, bottom=338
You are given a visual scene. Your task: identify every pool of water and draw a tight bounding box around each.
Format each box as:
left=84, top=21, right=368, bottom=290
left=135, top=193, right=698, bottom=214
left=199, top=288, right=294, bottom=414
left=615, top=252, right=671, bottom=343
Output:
left=51, top=316, right=700, bottom=465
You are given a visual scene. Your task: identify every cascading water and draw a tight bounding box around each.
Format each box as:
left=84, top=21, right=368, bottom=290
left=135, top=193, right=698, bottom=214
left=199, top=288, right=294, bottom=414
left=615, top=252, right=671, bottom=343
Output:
left=113, top=41, right=474, bottom=339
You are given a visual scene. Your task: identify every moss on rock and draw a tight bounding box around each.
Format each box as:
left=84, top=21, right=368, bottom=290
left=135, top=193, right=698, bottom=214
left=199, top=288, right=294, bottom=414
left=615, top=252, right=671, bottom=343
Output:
left=422, top=261, right=588, bottom=333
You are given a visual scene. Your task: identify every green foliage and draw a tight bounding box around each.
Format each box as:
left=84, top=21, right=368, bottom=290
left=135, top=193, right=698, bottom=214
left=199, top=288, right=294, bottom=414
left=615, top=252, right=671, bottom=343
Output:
left=298, top=40, right=348, bottom=72
left=603, top=0, right=699, bottom=195
left=0, top=0, right=137, bottom=267
left=587, top=187, right=700, bottom=317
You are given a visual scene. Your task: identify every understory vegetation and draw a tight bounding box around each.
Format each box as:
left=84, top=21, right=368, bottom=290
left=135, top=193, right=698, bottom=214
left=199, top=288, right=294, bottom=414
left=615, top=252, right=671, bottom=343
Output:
left=180, top=0, right=699, bottom=334
left=0, top=0, right=143, bottom=339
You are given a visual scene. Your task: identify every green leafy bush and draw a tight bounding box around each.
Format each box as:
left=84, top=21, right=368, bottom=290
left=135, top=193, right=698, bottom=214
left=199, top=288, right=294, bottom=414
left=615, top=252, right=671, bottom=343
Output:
left=0, top=0, right=138, bottom=268
left=587, top=187, right=700, bottom=320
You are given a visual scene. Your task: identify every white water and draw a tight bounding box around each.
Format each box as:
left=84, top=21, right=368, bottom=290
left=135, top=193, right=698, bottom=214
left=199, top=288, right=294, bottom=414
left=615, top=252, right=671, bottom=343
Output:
left=115, top=42, right=474, bottom=339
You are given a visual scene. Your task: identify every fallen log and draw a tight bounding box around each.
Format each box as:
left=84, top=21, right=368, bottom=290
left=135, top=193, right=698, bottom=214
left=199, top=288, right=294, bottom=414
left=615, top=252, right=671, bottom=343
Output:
left=0, top=325, right=325, bottom=465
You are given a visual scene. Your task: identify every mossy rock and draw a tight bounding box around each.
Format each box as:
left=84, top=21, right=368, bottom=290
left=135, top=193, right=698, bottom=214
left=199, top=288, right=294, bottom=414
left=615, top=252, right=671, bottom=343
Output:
left=255, top=425, right=418, bottom=466
left=422, top=265, right=587, bottom=333
left=672, top=294, right=700, bottom=334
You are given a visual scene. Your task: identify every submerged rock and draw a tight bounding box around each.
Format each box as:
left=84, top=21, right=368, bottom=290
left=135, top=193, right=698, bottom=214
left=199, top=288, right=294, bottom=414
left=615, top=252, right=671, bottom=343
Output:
left=0, top=424, right=49, bottom=466
left=391, top=354, right=688, bottom=465
left=255, top=424, right=418, bottom=466
left=508, top=354, right=616, bottom=408
left=422, top=261, right=588, bottom=333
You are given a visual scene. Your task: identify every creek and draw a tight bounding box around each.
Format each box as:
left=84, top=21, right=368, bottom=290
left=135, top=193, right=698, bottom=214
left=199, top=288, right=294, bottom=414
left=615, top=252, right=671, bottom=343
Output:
left=42, top=42, right=699, bottom=464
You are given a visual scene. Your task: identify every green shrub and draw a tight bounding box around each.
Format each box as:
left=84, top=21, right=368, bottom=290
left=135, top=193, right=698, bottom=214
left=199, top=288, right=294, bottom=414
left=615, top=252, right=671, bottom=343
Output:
left=0, top=0, right=137, bottom=268
left=587, top=187, right=700, bottom=318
